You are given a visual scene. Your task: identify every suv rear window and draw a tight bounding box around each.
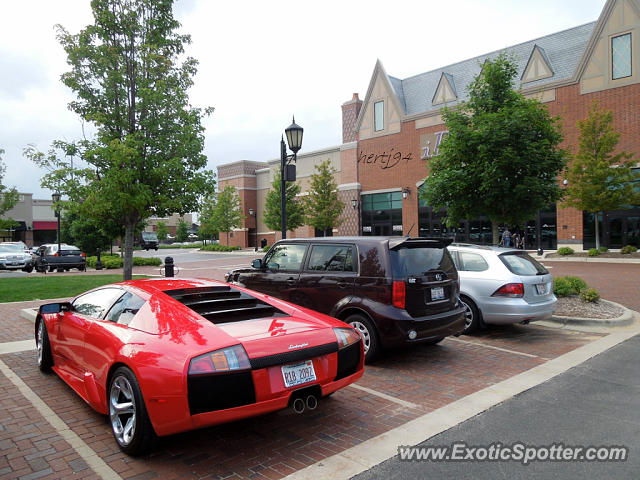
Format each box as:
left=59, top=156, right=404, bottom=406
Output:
left=499, top=252, right=548, bottom=275
left=390, top=246, right=452, bottom=278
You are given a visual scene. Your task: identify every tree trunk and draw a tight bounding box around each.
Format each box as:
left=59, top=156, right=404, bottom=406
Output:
left=492, top=220, right=500, bottom=246
left=226, top=231, right=229, bottom=246
left=123, top=221, right=135, bottom=281
left=595, top=213, right=600, bottom=250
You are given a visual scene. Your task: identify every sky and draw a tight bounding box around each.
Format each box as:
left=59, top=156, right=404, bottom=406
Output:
left=0, top=0, right=608, bottom=200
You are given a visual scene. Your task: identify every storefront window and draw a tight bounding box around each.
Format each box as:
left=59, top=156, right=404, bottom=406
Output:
left=362, top=192, right=402, bottom=236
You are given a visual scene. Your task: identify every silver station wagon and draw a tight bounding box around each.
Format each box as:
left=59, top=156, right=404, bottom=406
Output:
left=447, top=244, right=557, bottom=333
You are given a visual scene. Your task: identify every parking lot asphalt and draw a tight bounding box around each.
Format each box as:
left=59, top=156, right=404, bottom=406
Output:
left=0, top=256, right=638, bottom=480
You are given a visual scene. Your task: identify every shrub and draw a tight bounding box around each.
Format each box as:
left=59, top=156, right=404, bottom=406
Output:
left=557, top=247, right=574, bottom=256
left=553, top=276, right=588, bottom=297
left=621, top=245, right=638, bottom=254
left=598, top=246, right=608, bottom=253
left=133, top=257, right=162, bottom=266
left=587, top=248, right=600, bottom=257
left=200, top=244, right=241, bottom=252
left=580, top=287, right=600, bottom=303
left=263, top=245, right=270, bottom=252
left=85, top=255, right=161, bottom=269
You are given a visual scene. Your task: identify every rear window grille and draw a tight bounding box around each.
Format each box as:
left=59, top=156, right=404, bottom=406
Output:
left=165, top=286, right=287, bottom=324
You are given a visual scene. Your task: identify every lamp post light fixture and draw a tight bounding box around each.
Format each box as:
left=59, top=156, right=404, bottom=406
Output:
left=51, top=192, right=61, bottom=254
left=351, top=198, right=361, bottom=236
left=249, top=207, right=258, bottom=252
left=280, top=117, right=303, bottom=239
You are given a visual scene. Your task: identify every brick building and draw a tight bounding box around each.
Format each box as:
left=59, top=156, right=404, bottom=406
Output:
left=218, top=0, right=640, bottom=250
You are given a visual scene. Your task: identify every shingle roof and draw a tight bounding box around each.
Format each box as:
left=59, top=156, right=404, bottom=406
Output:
left=396, top=22, right=596, bottom=116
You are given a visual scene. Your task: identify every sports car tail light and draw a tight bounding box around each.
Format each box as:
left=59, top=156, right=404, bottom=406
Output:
left=334, top=328, right=361, bottom=349
left=189, top=345, right=251, bottom=375
left=392, top=281, right=406, bottom=309
left=492, top=283, right=524, bottom=298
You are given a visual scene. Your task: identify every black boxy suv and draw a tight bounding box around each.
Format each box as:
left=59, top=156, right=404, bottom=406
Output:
left=226, top=236, right=465, bottom=361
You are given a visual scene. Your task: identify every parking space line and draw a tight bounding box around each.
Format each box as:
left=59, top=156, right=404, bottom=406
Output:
left=348, top=384, right=421, bottom=410
left=446, top=336, right=546, bottom=359
left=0, top=339, right=34, bottom=355
left=0, top=359, right=122, bottom=480
left=284, top=329, right=640, bottom=480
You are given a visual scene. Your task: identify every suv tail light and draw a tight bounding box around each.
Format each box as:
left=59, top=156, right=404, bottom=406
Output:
left=492, top=283, right=524, bottom=297
left=81, top=252, right=86, bottom=258
left=392, top=281, right=406, bottom=309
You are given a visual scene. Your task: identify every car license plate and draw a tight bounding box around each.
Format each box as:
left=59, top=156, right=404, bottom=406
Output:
left=536, top=283, right=547, bottom=294
left=281, top=360, right=316, bottom=388
left=431, top=286, right=445, bottom=301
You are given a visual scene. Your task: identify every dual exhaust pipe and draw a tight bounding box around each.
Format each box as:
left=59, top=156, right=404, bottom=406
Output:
left=291, top=394, right=318, bottom=414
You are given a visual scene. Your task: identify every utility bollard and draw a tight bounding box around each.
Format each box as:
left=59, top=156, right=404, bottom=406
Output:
left=96, top=248, right=103, bottom=270
left=164, top=256, right=175, bottom=277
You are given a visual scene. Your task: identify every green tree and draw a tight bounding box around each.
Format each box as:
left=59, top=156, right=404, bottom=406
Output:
left=565, top=102, right=640, bottom=249
left=61, top=210, right=112, bottom=254
left=263, top=171, right=304, bottom=234
left=0, top=149, right=19, bottom=231
left=304, top=159, right=344, bottom=236
left=211, top=186, right=244, bottom=245
left=198, top=195, right=218, bottom=244
left=156, top=221, right=168, bottom=242
left=176, top=219, right=189, bottom=242
left=421, top=54, right=566, bottom=244
left=25, top=0, right=215, bottom=280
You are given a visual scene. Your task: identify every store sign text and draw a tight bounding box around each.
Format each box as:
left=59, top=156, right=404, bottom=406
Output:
left=420, top=131, right=449, bottom=160
left=358, top=149, right=413, bottom=170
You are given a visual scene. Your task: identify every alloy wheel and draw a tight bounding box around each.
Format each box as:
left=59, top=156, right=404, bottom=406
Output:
left=462, top=300, right=474, bottom=330
left=110, top=375, right=137, bottom=447
left=350, top=321, right=370, bottom=354
left=36, top=322, right=43, bottom=365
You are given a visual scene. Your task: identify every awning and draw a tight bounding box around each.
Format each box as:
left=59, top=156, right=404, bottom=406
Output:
left=33, top=221, right=58, bottom=230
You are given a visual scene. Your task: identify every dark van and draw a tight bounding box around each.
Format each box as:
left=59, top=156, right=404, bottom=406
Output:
left=140, top=231, right=159, bottom=250
left=226, top=237, right=465, bottom=361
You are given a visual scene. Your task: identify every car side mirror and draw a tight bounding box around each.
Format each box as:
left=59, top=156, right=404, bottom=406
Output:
left=251, top=259, right=263, bottom=269
left=39, top=302, right=72, bottom=315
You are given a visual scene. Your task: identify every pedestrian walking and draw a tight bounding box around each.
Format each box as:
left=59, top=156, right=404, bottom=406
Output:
left=501, top=228, right=511, bottom=247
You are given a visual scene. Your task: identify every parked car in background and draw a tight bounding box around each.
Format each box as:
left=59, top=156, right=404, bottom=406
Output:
left=34, top=244, right=86, bottom=272
left=0, top=243, right=34, bottom=272
left=226, top=237, right=466, bottom=361
left=35, top=277, right=364, bottom=455
left=447, top=244, right=557, bottom=333
left=139, top=231, right=159, bottom=250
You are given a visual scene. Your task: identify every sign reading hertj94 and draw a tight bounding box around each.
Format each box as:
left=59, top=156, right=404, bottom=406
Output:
left=358, top=131, right=448, bottom=171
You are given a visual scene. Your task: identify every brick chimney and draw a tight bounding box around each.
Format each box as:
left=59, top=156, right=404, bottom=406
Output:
left=341, top=93, right=363, bottom=143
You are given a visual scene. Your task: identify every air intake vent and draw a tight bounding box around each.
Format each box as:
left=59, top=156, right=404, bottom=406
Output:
left=165, top=286, right=287, bottom=324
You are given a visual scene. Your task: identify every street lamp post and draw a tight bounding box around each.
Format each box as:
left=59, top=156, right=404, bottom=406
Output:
left=249, top=208, right=258, bottom=252
left=51, top=192, right=61, bottom=254
left=280, top=117, right=303, bottom=239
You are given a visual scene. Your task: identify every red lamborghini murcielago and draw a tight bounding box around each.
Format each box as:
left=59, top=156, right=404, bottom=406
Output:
left=35, top=277, right=364, bottom=455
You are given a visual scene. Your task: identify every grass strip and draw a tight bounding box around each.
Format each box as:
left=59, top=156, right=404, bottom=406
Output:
left=0, top=274, right=148, bottom=303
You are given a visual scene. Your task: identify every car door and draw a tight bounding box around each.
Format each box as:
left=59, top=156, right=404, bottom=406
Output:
left=54, top=288, right=125, bottom=379
left=242, top=243, right=308, bottom=301
left=295, top=243, right=356, bottom=314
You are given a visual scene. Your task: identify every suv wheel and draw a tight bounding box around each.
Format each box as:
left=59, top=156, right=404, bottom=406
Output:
left=460, top=295, right=480, bottom=334
left=346, top=314, right=379, bottom=362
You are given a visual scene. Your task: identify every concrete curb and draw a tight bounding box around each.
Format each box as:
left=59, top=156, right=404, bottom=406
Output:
left=549, top=299, right=636, bottom=327
left=541, top=256, right=640, bottom=264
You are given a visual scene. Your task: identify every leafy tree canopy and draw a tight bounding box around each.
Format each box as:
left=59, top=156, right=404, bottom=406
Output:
left=211, top=186, right=244, bottom=245
left=565, top=101, right=640, bottom=248
left=198, top=195, right=218, bottom=240
left=304, top=159, right=344, bottom=235
left=61, top=209, right=113, bottom=254
left=421, top=54, right=567, bottom=243
left=263, top=171, right=304, bottom=233
left=156, top=220, right=168, bottom=241
left=24, top=0, right=215, bottom=279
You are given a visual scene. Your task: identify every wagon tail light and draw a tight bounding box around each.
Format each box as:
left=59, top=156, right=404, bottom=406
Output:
left=392, top=281, right=406, bottom=309
left=189, top=345, right=251, bottom=375
left=492, top=283, right=524, bottom=298
left=334, top=327, right=361, bottom=349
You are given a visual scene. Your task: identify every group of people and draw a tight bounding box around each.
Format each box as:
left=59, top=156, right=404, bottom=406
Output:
left=499, top=228, right=526, bottom=249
